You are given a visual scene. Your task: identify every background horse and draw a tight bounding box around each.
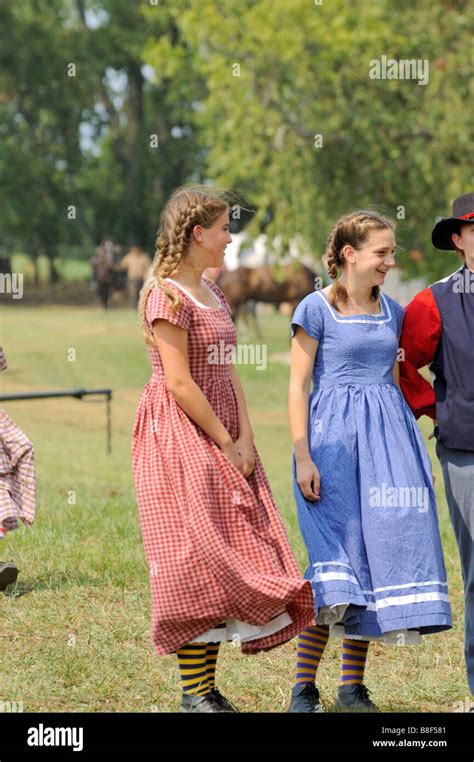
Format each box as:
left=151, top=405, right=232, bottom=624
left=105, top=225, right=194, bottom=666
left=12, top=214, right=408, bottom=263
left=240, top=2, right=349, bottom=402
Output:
left=90, top=239, right=127, bottom=309
left=216, top=262, right=321, bottom=338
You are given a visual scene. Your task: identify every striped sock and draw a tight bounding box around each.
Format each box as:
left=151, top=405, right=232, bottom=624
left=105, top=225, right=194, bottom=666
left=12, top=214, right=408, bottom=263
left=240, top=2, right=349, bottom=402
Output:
left=205, top=642, right=220, bottom=689
left=176, top=642, right=211, bottom=696
left=294, top=625, right=330, bottom=686
left=339, top=639, right=369, bottom=685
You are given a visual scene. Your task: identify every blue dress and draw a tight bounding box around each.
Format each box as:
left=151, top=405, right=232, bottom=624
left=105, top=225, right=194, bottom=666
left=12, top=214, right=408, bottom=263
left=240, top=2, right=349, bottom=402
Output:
left=290, top=288, right=452, bottom=642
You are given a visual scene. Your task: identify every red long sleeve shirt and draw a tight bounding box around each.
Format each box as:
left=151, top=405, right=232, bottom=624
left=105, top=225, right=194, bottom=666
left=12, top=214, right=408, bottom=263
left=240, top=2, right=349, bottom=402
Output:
left=399, top=287, right=442, bottom=421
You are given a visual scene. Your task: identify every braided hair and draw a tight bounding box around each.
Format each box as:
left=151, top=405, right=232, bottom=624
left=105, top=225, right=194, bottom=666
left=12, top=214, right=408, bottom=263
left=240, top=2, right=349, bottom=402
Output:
left=138, top=185, right=229, bottom=347
left=324, top=210, right=395, bottom=310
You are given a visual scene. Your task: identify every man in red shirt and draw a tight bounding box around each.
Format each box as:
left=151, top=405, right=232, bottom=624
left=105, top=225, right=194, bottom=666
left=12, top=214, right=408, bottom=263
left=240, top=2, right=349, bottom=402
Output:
left=400, top=193, right=474, bottom=710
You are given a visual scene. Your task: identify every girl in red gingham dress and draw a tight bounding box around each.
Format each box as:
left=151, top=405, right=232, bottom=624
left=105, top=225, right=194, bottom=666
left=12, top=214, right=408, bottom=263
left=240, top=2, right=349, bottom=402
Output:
left=132, top=185, right=314, bottom=713
left=0, top=346, right=36, bottom=590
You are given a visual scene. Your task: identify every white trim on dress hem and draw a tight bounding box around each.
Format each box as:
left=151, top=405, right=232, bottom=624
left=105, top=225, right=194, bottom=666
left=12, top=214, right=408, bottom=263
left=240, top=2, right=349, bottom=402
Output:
left=330, top=624, right=422, bottom=645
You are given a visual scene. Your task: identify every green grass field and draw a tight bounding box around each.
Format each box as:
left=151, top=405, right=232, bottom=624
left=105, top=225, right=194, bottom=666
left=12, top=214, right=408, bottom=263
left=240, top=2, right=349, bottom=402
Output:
left=0, top=304, right=468, bottom=713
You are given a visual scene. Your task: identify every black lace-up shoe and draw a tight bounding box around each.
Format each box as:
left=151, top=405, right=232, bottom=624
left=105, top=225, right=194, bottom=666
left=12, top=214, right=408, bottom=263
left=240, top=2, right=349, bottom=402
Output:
left=287, top=682, right=325, bottom=713
left=334, top=683, right=380, bottom=712
left=180, top=691, right=230, bottom=713
left=0, top=562, right=18, bottom=591
left=209, top=688, right=239, bottom=712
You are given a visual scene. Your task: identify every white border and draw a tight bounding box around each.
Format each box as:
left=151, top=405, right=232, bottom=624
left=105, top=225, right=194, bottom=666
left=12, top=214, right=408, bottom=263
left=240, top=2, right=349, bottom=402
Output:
left=163, top=277, right=222, bottom=310
left=316, top=289, right=392, bottom=324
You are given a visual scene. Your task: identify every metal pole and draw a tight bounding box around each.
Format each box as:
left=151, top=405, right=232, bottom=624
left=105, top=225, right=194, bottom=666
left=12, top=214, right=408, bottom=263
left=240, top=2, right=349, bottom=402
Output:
left=0, top=389, right=113, bottom=453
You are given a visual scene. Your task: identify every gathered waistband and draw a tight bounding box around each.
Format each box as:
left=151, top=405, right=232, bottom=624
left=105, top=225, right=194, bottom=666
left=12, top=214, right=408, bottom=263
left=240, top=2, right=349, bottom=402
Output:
left=148, top=373, right=233, bottom=385
left=314, top=381, right=398, bottom=389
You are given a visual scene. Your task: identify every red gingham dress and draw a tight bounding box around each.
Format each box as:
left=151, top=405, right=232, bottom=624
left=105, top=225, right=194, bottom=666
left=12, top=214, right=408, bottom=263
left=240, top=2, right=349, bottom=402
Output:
left=131, top=277, right=314, bottom=655
left=0, top=410, right=36, bottom=530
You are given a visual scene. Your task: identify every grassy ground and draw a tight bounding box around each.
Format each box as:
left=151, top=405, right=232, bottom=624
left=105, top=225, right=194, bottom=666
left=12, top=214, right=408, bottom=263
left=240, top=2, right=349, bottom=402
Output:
left=0, top=304, right=468, bottom=713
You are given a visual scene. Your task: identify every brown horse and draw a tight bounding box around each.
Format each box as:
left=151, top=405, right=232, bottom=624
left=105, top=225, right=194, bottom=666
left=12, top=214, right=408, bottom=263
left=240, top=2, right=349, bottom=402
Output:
left=90, top=239, right=127, bottom=309
left=216, top=263, right=322, bottom=338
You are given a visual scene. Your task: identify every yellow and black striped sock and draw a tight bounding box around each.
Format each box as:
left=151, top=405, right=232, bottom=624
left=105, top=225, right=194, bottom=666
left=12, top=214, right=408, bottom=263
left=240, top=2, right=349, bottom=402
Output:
left=205, top=642, right=220, bottom=690
left=294, top=625, right=330, bottom=686
left=176, top=642, right=211, bottom=696
left=339, top=639, right=369, bottom=685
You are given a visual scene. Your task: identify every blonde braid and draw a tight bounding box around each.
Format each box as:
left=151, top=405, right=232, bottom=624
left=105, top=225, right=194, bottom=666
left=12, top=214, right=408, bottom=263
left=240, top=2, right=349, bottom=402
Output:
left=138, top=186, right=228, bottom=348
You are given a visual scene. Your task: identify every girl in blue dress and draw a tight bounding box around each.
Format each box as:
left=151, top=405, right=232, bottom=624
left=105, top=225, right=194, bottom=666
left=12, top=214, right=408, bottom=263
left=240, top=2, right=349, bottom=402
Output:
left=287, top=210, right=452, bottom=713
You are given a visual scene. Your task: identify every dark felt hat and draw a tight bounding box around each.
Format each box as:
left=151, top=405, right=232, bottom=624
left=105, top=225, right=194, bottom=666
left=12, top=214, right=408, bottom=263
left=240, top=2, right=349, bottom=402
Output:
left=432, top=192, right=474, bottom=250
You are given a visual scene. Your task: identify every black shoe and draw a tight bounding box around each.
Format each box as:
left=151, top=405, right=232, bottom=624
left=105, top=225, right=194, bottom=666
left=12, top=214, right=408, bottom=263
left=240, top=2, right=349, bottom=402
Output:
left=334, top=683, right=380, bottom=712
left=287, top=682, right=325, bottom=713
left=210, top=688, right=239, bottom=712
left=0, top=562, right=18, bottom=591
left=180, top=691, right=229, bottom=713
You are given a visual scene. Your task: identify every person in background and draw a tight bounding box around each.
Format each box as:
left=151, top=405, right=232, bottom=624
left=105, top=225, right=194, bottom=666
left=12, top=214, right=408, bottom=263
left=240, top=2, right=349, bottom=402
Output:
left=119, top=244, right=152, bottom=308
left=0, top=346, right=36, bottom=590
left=399, top=192, right=474, bottom=712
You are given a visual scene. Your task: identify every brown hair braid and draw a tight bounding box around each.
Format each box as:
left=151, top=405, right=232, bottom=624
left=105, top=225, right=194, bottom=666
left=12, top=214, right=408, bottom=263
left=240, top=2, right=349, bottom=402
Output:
left=138, top=184, right=230, bottom=347
left=324, top=210, right=395, bottom=310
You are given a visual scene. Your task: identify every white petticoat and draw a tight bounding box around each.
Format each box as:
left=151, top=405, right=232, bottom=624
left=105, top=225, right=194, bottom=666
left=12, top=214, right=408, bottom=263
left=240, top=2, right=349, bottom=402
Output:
left=317, top=603, right=422, bottom=644
left=190, top=609, right=293, bottom=643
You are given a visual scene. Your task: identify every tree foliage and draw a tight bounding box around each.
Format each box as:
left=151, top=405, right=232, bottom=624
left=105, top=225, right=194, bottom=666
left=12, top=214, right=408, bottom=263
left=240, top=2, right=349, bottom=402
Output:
left=0, top=0, right=471, bottom=281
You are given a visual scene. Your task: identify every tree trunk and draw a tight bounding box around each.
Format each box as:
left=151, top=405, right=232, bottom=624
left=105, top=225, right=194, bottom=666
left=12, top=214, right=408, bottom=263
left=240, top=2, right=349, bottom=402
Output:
left=123, top=62, right=145, bottom=247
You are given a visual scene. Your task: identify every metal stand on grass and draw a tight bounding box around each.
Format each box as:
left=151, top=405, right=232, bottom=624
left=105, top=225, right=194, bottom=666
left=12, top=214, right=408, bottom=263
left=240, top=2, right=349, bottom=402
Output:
left=0, top=388, right=113, bottom=454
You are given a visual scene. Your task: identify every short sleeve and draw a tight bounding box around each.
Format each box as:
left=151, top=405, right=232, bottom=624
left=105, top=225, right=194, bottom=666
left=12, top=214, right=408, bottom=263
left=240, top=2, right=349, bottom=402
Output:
left=290, top=294, right=323, bottom=341
left=145, top=286, right=192, bottom=331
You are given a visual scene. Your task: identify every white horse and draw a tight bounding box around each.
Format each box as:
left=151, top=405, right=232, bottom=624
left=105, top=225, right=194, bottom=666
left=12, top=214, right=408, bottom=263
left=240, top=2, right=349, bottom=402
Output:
left=231, top=232, right=318, bottom=270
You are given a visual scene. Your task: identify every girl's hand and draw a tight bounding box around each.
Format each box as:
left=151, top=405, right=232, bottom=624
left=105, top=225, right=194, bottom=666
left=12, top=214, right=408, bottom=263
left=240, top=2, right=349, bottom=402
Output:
left=221, top=441, right=245, bottom=475
left=296, top=457, right=321, bottom=502
left=234, top=435, right=255, bottom=478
